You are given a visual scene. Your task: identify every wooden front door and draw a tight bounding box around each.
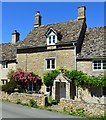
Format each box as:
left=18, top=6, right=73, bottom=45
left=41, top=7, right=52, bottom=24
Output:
left=60, top=82, right=66, bottom=99
left=55, top=82, right=60, bottom=102
left=55, top=82, right=66, bottom=102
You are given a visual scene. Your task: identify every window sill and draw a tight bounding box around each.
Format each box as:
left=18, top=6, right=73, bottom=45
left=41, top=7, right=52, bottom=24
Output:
left=2, top=68, right=8, bottom=70
left=92, top=69, right=105, bottom=71
left=46, top=68, right=56, bottom=71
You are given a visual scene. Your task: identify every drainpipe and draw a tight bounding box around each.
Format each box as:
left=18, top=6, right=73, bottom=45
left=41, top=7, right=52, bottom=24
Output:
left=73, top=42, right=78, bottom=98
left=25, top=53, right=27, bottom=72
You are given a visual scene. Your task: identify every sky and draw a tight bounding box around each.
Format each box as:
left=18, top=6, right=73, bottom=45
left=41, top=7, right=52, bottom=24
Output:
left=1, top=2, right=105, bottom=43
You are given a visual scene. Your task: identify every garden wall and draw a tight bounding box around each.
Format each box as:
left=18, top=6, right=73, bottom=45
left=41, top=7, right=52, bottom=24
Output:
left=60, top=98, right=106, bottom=116
left=76, top=85, right=105, bottom=104
left=0, top=91, right=47, bottom=107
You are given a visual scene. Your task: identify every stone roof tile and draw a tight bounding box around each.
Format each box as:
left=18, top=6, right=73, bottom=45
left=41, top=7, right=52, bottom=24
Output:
left=77, top=26, right=106, bottom=59
left=17, top=19, right=84, bottom=48
left=0, top=43, right=16, bottom=61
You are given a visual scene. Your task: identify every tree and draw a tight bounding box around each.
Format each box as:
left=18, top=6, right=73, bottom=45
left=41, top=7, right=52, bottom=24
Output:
left=43, top=70, right=59, bottom=95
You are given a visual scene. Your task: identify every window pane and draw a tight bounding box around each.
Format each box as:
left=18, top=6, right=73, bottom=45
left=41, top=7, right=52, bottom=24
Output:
left=94, top=64, right=97, bottom=66
left=53, top=36, right=55, bottom=43
left=53, top=39, right=55, bottom=43
left=2, top=80, right=4, bottom=84
left=98, top=67, right=101, bottom=69
left=49, top=36, right=51, bottom=44
left=6, top=62, right=8, bottom=68
left=103, top=66, right=106, bottom=69
left=51, top=59, right=55, bottom=69
left=103, top=64, right=106, bottom=69
left=103, top=87, right=106, bottom=96
left=94, top=61, right=97, bottom=63
left=2, top=62, right=5, bottom=68
left=98, top=60, right=101, bottom=63
left=98, top=63, right=101, bottom=66
left=103, top=60, right=106, bottom=69
left=94, top=66, right=97, bottom=69
left=53, top=35, right=55, bottom=39
left=103, top=60, right=106, bottom=63
left=93, top=60, right=102, bottom=70
left=47, top=60, right=50, bottom=69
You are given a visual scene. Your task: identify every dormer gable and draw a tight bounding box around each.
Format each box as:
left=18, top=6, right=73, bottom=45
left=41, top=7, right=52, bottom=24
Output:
left=45, top=27, right=58, bottom=45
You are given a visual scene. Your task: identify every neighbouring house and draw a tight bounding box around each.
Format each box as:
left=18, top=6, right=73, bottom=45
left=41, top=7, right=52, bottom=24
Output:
left=0, top=6, right=106, bottom=104
left=0, top=30, right=19, bottom=85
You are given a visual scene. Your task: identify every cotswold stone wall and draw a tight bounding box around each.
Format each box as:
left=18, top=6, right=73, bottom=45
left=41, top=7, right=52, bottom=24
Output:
left=17, top=49, right=75, bottom=76
left=0, top=92, right=47, bottom=107
left=60, top=98, right=106, bottom=116
left=76, top=85, right=105, bottom=104
left=77, top=61, right=104, bottom=76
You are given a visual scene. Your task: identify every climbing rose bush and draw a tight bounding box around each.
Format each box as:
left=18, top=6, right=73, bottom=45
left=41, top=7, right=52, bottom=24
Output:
left=2, top=69, right=41, bottom=94
left=8, top=69, right=41, bottom=84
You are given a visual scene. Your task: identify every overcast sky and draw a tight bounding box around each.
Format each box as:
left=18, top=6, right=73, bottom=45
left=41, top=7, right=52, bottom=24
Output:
left=2, top=2, right=104, bottom=43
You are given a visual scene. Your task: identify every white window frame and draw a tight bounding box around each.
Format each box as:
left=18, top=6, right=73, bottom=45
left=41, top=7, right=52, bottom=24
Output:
left=1, top=79, right=8, bottom=84
left=2, top=62, right=8, bottom=69
left=45, top=58, right=56, bottom=70
left=92, top=60, right=106, bottom=71
left=47, top=31, right=57, bottom=45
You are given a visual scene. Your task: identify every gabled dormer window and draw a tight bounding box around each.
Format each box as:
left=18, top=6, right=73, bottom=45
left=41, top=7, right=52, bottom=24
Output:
left=48, top=35, right=56, bottom=45
left=2, top=62, right=8, bottom=69
left=45, top=28, right=57, bottom=45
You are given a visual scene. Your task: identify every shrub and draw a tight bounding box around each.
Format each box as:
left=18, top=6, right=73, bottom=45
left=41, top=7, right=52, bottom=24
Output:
left=2, top=80, right=21, bottom=94
left=47, top=96, right=57, bottom=106
left=2, top=69, right=42, bottom=94
left=43, top=70, right=59, bottom=87
left=29, top=99, right=38, bottom=108
left=21, top=103, right=28, bottom=106
left=15, top=99, right=21, bottom=104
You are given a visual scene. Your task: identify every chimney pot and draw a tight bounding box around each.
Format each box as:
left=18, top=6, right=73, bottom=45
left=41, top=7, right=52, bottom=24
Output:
left=34, top=11, right=42, bottom=28
left=77, top=6, right=86, bottom=20
left=12, top=30, right=20, bottom=44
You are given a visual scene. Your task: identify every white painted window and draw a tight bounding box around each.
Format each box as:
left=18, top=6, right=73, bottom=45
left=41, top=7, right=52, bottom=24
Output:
left=2, top=62, right=8, bottom=69
left=93, top=60, right=106, bottom=70
left=47, top=31, right=57, bottom=45
left=45, top=58, right=56, bottom=70
left=1, top=79, right=7, bottom=84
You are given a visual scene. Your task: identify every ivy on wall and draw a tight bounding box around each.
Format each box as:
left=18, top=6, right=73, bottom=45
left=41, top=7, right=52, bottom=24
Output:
left=43, top=68, right=106, bottom=87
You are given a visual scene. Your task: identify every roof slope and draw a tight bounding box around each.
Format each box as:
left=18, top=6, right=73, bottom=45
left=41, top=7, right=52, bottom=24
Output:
left=0, top=43, right=16, bottom=61
left=77, top=26, right=106, bottom=59
left=17, top=19, right=84, bottom=48
left=1, top=19, right=84, bottom=61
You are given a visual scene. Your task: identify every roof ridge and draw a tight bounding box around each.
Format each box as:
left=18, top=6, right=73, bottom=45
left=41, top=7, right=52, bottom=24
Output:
left=87, top=26, right=104, bottom=30
left=35, top=19, right=79, bottom=29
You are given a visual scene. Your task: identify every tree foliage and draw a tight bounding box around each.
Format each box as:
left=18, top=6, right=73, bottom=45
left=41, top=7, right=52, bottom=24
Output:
left=43, top=70, right=59, bottom=87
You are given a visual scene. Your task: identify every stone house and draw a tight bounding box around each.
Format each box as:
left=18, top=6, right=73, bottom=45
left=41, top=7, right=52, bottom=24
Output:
left=0, top=6, right=106, bottom=103
left=0, top=37, right=17, bottom=85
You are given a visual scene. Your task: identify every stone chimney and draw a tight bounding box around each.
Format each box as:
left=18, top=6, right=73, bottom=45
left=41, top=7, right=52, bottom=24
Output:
left=77, top=6, right=86, bottom=20
left=12, top=30, right=20, bottom=44
left=34, top=11, right=42, bottom=28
